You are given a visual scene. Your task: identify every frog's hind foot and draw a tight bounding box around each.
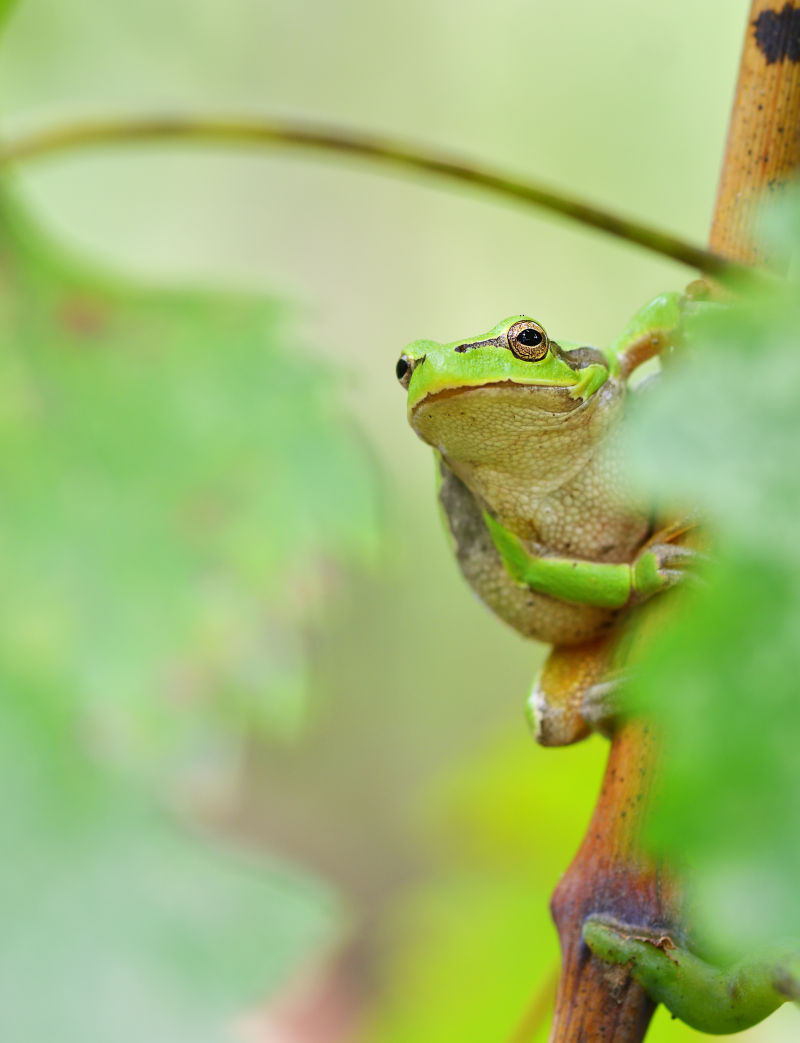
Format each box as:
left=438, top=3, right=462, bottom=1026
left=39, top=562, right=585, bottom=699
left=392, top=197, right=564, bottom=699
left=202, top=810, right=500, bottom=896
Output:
left=579, top=674, right=630, bottom=738
left=527, top=634, right=620, bottom=746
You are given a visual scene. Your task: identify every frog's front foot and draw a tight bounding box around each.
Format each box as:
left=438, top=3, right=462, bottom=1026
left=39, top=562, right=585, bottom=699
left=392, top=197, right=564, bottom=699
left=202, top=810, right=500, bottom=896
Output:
left=584, top=916, right=795, bottom=1034
left=631, top=542, right=702, bottom=601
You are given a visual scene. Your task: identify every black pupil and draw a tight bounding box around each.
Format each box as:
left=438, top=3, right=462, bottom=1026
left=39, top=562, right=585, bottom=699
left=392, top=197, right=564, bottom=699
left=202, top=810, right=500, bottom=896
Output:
left=396, top=357, right=410, bottom=381
left=517, top=328, right=543, bottom=347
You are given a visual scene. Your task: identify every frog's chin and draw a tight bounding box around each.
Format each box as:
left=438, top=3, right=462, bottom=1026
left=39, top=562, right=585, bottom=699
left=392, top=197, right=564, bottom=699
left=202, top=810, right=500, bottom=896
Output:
left=410, top=380, right=596, bottom=463
left=413, top=381, right=609, bottom=475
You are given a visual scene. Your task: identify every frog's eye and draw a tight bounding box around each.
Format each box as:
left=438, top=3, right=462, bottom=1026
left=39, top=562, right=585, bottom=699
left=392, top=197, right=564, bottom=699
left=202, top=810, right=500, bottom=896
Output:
left=396, top=354, right=422, bottom=389
left=507, top=321, right=549, bottom=362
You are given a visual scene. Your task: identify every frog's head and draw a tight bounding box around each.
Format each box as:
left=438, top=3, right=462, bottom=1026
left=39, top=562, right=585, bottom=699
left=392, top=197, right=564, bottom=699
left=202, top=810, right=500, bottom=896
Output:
left=396, top=316, right=619, bottom=525
left=396, top=317, right=617, bottom=483
left=397, top=315, right=610, bottom=438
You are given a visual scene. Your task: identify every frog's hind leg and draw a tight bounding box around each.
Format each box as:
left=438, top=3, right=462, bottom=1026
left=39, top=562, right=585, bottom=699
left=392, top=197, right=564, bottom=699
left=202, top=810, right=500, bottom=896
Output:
left=529, top=633, right=621, bottom=746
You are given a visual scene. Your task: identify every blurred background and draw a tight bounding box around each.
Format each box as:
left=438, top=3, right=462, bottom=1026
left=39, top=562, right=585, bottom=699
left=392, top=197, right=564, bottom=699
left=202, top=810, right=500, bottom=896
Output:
left=0, top=0, right=796, bottom=1040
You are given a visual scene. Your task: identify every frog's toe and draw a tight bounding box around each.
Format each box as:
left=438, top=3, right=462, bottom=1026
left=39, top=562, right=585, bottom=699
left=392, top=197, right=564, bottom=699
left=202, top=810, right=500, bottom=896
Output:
left=633, top=543, right=706, bottom=600
left=655, top=542, right=701, bottom=571
left=580, top=676, right=628, bottom=737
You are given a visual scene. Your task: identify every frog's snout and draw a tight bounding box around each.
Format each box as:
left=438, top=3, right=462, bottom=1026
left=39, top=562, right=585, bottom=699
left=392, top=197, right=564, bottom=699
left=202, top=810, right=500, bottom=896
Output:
left=396, top=353, right=425, bottom=390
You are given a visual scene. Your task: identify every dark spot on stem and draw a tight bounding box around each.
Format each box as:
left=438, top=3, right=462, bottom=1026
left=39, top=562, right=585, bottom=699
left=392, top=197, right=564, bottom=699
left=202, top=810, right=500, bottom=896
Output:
left=753, top=3, right=800, bottom=65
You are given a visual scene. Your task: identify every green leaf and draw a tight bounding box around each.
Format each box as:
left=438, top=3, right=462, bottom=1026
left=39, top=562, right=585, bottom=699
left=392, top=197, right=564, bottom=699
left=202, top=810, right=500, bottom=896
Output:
left=0, top=181, right=375, bottom=1036
left=0, top=670, right=340, bottom=1043
left=0, top=183, right=378, bottom=768
left=0, top=0, right=17, bottom=31
left=625, top=196, right=800, bottom=955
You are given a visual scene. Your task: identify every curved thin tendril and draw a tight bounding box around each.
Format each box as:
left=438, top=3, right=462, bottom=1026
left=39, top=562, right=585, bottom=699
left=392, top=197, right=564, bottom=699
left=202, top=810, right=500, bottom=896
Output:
left=0, top=115, right=749, bottom=280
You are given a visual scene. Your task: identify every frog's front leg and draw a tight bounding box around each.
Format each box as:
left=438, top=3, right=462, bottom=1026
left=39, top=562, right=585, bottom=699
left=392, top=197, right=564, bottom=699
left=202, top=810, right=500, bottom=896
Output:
left=607, top=291, right=683, bottom=379
left=436, top=460, right=694, bottom=746
left=584, top=916, right=800, bottom=1034
left=483, top=512, right=696, bottom=609
left=608, top=287, right=724, bottom=380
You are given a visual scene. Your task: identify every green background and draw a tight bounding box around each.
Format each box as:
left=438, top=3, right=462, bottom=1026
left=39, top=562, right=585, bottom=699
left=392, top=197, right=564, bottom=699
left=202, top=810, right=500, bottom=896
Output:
left=1, top=1, right=796, bottom=1040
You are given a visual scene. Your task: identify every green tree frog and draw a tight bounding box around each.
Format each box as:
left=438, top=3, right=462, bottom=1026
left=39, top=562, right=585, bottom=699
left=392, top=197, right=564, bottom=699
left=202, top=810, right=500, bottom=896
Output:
left=397, top=291, right=800, bottom=1032
left=396, top=292, right=693, bottom=746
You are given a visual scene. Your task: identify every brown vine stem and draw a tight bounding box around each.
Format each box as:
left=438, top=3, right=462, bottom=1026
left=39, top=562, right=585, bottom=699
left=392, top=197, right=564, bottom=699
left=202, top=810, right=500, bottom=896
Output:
left=547, top=3, right=800, bottom=1041
left=0, top=115, right=747, bottom=280
left=710, top=0, right=800, bottom=265
left=547, top=676, right=679, bottom=1042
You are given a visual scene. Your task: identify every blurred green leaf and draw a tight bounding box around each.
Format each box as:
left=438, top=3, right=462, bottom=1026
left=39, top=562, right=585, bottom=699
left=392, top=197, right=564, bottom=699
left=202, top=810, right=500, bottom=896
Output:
left=0, top=180, right=377, bottom=1037
left=626, top=194, right=800, bottom=955
left=0, top=0, right=16, bottom=30
left=362, top=730, right=717, bottom=1042
left=0, top=665, right=340, bottom=1043
left=362, top=729, right=602, bottom=1042
left=0, top=183, right=378, bottom=772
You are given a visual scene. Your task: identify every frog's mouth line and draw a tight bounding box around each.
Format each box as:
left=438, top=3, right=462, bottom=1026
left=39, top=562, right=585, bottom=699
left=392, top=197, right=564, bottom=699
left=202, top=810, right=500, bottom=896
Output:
left=411, top=379, right=579, bottom=412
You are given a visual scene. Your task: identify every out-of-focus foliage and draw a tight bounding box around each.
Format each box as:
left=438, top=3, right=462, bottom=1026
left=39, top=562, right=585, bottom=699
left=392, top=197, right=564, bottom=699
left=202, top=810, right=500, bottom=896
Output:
left=360, top=727, right=758, bottom=1043
left=4, top=0, right=794, bottom=1040
left=0, top=674, right=338, bottom=1043
left=0, top=180, right=377, bottom=1039
left=627, top=194, right=800, bottom=957
left=360, top=731, right=605, bottom=1041
left=0, top=184, right=377, bottom=766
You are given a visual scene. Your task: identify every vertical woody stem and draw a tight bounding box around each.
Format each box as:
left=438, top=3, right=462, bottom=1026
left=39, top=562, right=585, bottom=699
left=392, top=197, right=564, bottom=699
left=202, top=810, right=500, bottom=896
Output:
left=547, top=720, right=678, bottom=1042
left=547, top=2, right=800, bottom=1039
left=710, top=0, right=800, bottom=265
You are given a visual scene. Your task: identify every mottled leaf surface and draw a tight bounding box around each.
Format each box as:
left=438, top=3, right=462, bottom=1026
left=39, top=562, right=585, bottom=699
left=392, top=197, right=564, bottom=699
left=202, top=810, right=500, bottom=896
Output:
left=0, top=183, right=375, bottom=1038
left=626, top=196, right=800, bottom=955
